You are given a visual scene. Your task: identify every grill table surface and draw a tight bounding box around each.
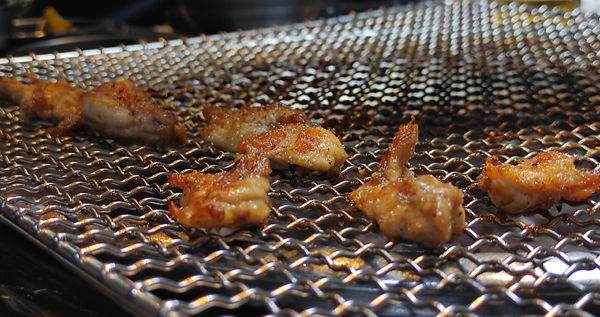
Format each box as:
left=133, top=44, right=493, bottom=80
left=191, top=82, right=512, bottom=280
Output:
left=2, top=1, right=600, bottom=316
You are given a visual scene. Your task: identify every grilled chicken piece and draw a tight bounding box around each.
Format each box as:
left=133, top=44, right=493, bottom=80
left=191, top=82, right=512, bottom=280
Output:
left=200, top=105, right=348, bottom=172
left=168, top=154, right=273, bottom=229
left=81, top=80, right=187, bottom=146
left=477, top=151, right=600, bottom=214
left=238, top=123, right=347, bottom=173
left=200, top=105, right=310, bottom=152
left=0, top=77, right=187, bottom=146
left=348, top=119, right=465, bottom=248
left=0, top=77, right=83, bottom=135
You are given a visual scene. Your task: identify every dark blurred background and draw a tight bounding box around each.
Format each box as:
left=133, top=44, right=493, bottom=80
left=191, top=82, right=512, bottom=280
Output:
left=0, top=0, right=412, bottom=55
left=40, top=0, right=409, bottom=34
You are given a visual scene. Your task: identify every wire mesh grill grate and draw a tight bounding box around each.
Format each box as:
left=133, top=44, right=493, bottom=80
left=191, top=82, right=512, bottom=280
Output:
left=2, top=1, right=600, bottom=316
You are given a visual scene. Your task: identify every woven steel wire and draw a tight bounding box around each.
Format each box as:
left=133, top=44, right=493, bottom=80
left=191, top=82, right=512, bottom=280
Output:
left=1, top=1, right=600, bottom=316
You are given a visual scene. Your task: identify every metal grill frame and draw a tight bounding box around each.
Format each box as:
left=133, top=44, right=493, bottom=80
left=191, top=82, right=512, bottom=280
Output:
left=2, top=1, right=600, bottom=316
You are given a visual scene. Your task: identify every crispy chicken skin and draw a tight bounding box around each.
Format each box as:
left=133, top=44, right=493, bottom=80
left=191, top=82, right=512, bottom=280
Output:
left=168, top=154, right=273, bottom=229
left=201, top=105, right=348, bottom=172
left=81, top=80, right=187, bottom=146
left=0, top=77, right=186, bottom=146
left=200, top=105, right=310, bottom=152
left=348, top=119, right=465, bottom=248
left=238, top=123, right=347, bottom=173
left=0, top=77, right=84, bottom=135
left=477, top=151, right=600, bottom=214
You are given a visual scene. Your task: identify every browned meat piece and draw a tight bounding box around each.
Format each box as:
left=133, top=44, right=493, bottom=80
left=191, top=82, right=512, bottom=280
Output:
left=200, top=105, right=310, bottom=152
left=238, top=123, right=347, bottom=173
left=0, top=77, right=187, bottom=146
left=168, top=154, right=273, bottom=229
left=81, top=80, right=187, bottom=146
left=348, top=119, right=465, bottom=248
left=0, top=77, right=83, bottom=135
left=477, top=151, right=600, bottom=214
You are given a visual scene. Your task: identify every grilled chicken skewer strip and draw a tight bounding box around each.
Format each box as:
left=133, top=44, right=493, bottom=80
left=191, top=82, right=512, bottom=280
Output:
left=200, top=104, right=310, bottom=152
left=348, top=119, right=465, bottom=248
left=0, top=77, right=187, bottom=146
left=168, top=153, right=273, bottom=229
left=239, top=123, right=347, bottom=173
left=477, top=151, right=600, bottom=214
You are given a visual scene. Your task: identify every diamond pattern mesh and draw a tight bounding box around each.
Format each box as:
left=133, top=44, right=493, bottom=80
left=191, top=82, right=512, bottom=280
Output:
left=1, top=1, right=600, bottom=316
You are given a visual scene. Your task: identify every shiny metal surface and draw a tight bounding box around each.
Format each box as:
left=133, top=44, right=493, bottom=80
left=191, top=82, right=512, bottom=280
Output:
left=1, top=1, right=600, bottom=316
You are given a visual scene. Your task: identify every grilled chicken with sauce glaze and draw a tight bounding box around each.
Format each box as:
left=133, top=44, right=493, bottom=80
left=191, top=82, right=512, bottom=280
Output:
left=477, top=151, right=600, bottom=214
left=168, top=153, right=273, bottom=229
left=238, top=123, right=347, bottom=173
left=348, top=119, right=465, bottom=248
left=200, top=104, right=310, bottom=152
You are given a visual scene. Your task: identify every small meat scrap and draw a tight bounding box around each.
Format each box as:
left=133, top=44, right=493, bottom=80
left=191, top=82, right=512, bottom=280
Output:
left=81, top=80, right=187, bottom=146
left=238, top=123, right=347, bottom=173
left=348, top=119, right=465, bottom=248
left=477, top=151, right=600, bottom=214
left=0, top=76, right=84, bottom=135
left=168, top=154, right=273, bottom=229
left=200, top=104, right=309, bottom=152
